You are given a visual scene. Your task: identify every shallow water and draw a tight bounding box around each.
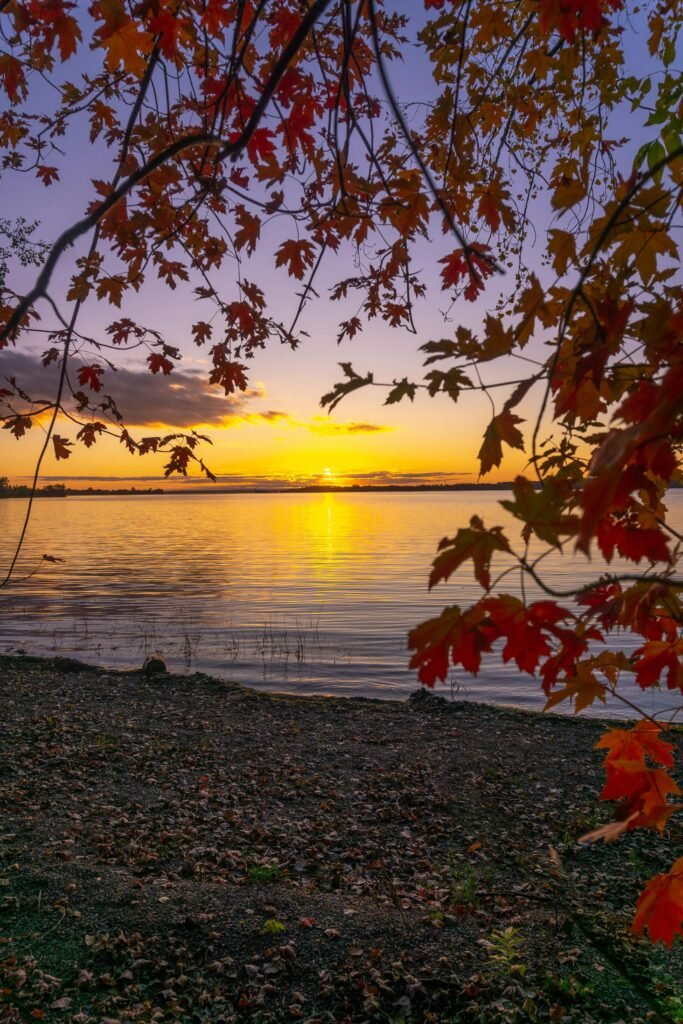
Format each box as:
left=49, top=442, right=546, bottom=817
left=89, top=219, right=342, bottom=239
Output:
left=1, top=489, right=681, bottom=719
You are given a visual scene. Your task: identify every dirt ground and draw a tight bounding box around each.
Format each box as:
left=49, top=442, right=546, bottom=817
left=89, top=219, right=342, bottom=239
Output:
left=1, top=654, right=681, bottom=1023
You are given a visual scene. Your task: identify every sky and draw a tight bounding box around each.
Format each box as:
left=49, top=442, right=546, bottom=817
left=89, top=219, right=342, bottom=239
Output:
left=0, top=2, right=651, bottom=490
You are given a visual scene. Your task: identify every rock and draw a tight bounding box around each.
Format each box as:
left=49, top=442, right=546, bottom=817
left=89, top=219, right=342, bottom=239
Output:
left=51, top=656, right=91, bottom=673
left=408, top=687, right=445, bottom=705
left=143, top=653, right=167, bottom=676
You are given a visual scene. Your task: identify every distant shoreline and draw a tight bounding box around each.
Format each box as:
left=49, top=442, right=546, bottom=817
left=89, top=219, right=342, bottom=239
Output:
left=1, top=481, right=519, bottom=498
left=0, top=481, right=518, bottom=497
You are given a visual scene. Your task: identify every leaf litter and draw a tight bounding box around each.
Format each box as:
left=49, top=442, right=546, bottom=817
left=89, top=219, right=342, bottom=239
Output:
left=0, top=655, right=681, bottom=1023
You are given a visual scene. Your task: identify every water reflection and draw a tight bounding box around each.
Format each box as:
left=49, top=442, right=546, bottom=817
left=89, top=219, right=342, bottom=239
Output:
left=0, top=490, right=680, bottom=719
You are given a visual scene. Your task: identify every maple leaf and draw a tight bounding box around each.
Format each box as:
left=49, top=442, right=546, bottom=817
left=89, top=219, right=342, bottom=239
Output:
left=408, top=603, right=493, bottom=684
left=595, top=519, right=671, bottom=565
left=425, top=367, right=472, bottom=402
left=320, top=364, right=374, bottom=413
left=247, top=128, right=276, bottom=163
left=478, top=409, right=525, bottom=476
left=439, top=246, right=495, bottom=301
left=4, top=416, right=33, bottom=438
left=0, top=54, right=27, bottom=103
left=430, top=515, right=510, bottom=591
left=233, top=205, right=261, bottom=256
left=76, top=422, right=105, bottom=448
left=209, top=358, right=248, bottom=395
left=632, top=858, right=683, bottom=946
left=164, top=445, right=191, bottom=477
left=337, top=316, right=363, bottom=342
left=632, top=639, right=683, bottom=691
left=275, top=239, right=316, bottom=279
left=544, top=661, right=607, bottom=713
left=36, top=166, right=59, bottom=187
left=501, top=476, right=579, bottom=547
left=481, top=596, right=563, bottom=675
left=192, top=322, right=213, bottom=346
left=52, top=434, right=73, bottom=460
left=596, top=720, right=675, bottom=769
left=280, top=103, right=316, bottom=155
left=477, top=180, right=514, bottom=233
left=385, top=379, right=417, bottom=405
left=97, top=18, right=154, bottom=77
left=538, top=0, right=623, bottom=43
left=53, top=9, right=82, bottom=62
left=201, top=0, right=232, bottom=34
left=77, top=365, right=104, bottom=392
left=551, top=173, right=587, bottom=210
left=96, top=276, right=125, bottom=307
left=148, top=9, right=183, bottom=61
left=547, top=229, right=576, bottom=276
left=148, top=353, right=174, bottom=375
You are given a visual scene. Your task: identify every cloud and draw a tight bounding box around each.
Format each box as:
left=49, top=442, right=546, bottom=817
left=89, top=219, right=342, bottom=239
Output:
left=307, top=416, right=392, bottom=435
left=0, top=350, right=283, bottom=428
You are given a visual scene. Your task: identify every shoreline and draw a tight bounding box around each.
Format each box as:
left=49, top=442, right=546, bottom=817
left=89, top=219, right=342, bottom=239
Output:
left=1, top=653, right=680, bottom=1022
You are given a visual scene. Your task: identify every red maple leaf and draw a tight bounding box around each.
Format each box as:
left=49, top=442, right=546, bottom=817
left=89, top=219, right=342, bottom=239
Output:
left=632, top=639, right=683, bottom=691
left=77, top=364, right=104, bottom=392
left=439, top=246, right=495, bottom=301
left=538, top=0, right=623, bottom=42
left=408, top=603, right=494, bottom=685
left=247, top=127, right=276, bottom=163
left=148, top=353, right=174, bottom=375
left=148, top=9, right=182, bottom=60
left=595, top=519, right=671, bottom=565
left=0, top=54, right=27, bottom=102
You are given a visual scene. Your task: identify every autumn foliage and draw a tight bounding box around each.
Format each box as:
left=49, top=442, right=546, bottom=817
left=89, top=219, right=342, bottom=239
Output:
left=0, top=0, right=682, bottom=944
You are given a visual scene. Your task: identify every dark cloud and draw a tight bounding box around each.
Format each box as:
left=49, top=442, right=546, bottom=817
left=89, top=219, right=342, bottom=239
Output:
left=0, top=350, right=274, bottom=428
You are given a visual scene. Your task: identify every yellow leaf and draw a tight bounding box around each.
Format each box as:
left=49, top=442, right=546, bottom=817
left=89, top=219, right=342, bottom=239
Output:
left=547, top=229, right=576, bottom=276
left=544, top=662, right=607, bottom=714
left=551, top=174, right=587, bottom=211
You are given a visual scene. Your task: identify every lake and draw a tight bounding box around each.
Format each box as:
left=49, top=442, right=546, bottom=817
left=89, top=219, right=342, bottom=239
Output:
left=1, top=490, right=681, bottom=719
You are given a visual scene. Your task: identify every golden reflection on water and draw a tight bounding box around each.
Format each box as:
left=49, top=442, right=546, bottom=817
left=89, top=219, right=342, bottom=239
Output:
left=0, top=490, right=681, bottom=715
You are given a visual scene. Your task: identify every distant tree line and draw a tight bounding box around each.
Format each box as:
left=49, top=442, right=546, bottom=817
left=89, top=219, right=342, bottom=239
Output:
left=0, top=478, right=164, bottom=498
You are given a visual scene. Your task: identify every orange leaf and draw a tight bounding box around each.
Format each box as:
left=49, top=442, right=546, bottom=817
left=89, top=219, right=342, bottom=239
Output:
left=632, top=857, right=683, bottom=946
left=275, top=239, right=316, bottom=279
left=97, top=18, right=154, bottom=77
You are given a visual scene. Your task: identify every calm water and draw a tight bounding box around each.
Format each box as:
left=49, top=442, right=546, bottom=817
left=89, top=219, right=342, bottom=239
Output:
left=1, top=490, right=681, bottom=719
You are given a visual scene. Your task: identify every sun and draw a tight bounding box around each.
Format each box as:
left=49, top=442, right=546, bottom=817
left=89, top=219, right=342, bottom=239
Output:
left=322, top=467, right=334, bottom=478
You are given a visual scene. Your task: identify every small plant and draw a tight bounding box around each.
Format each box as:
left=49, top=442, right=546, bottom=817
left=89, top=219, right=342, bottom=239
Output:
left=479, top=927, right=537, bottom=1022
left=247, top=864, right=282, bottom=884
left=261, top=918, right=286, bottom=935
left=450, top=863, right=480, bottom=908
left=482, top=927, right=527, bottom=983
